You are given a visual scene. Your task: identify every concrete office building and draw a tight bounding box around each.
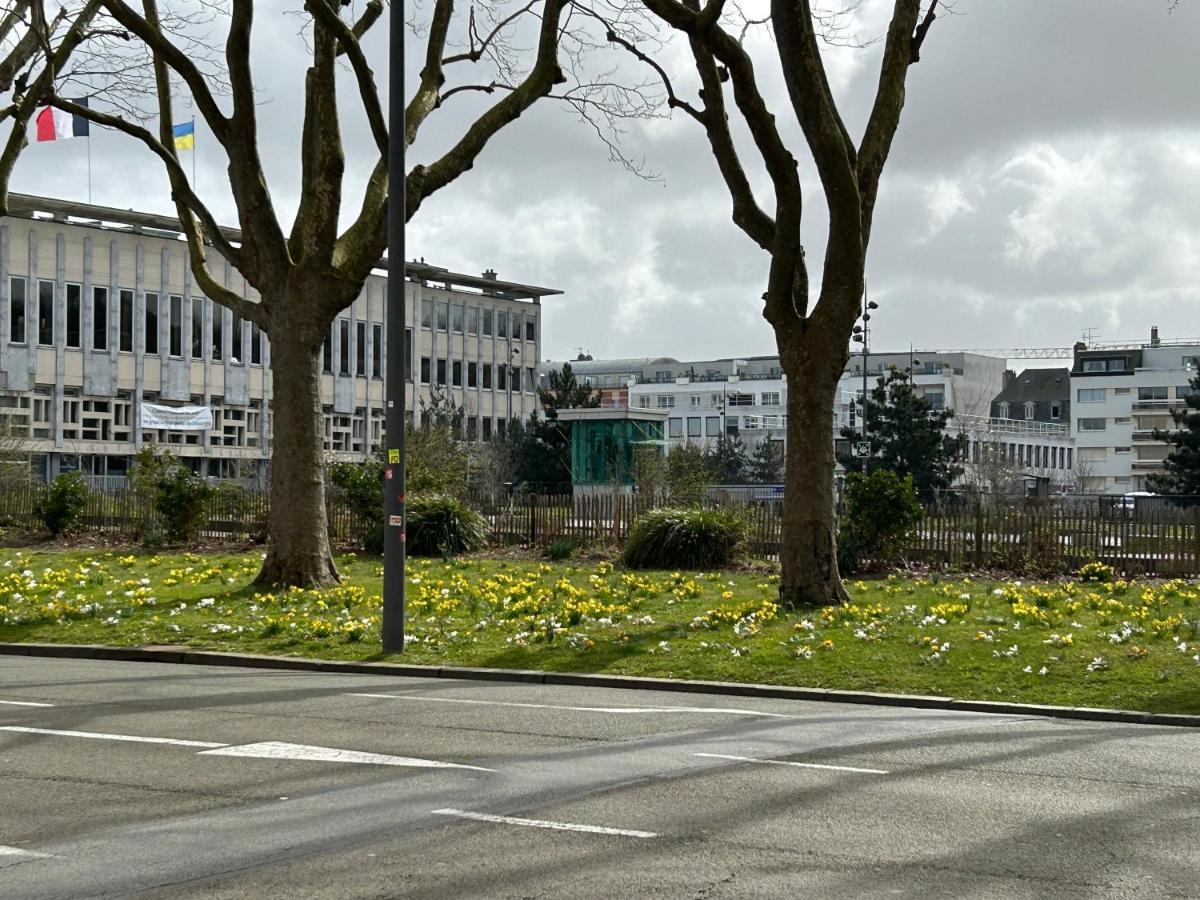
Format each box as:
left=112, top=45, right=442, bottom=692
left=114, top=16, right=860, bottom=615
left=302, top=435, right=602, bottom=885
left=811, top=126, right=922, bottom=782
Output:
left=0, top=194, right=555, bottom=482
left=1070, top=329, right=1199, bottom=494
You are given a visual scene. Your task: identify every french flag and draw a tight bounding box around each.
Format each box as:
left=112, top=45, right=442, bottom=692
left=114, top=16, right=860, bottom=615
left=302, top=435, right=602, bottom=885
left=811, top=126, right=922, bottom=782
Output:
left=34, top=99, right=89, bottom=142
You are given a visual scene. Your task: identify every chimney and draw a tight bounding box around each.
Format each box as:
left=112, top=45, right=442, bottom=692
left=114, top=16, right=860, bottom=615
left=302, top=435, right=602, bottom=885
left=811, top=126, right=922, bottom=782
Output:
left=482, top=269, right=497, bottom=281
left=1002, top=369, right=1016, bottom=390
left=1151, top=325, right=1161, bottom=347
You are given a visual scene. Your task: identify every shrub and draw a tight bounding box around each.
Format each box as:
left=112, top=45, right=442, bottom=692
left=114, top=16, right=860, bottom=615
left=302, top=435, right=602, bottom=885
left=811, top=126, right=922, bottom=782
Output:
left=622, top=506, right=747, bottom=570
left=546, top=538, right=581, bottom=561
left=837, top=469, right=922, bottom=574
left=1077, top=560, right=1115, bottom=583
left=154, top=467, right=214, bottom=542
left=328, top=459, right=385, bottom=553
left=406, top=494, right=489, bottom=557
left=33, top=471, right=90, bottom=537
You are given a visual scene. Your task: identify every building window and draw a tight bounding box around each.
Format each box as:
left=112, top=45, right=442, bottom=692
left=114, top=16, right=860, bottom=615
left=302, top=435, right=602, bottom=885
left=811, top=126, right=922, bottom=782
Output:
left=706, top=416, right=721, bottom=436
left=998, top=401, right=1010, bottom=418
left=1077, top=388, right=1105, bottom=403
left=211, top=309, right=222, bottom=361
left=65, top=284, right=81, bottom=348
left=231, top=315, right=245, bottom=364
left=323, top=339, right=332, bottom=373
left=481, top=308, right=493, bottom=337
left=926, top=392, right=945, bottom=411
left=436, top=358, right=447, bottom=385
left=9, top=277, right=26, bottom=343
left=467, top=307, right=478, bottom=336
left=687, top=417, right=702, bottom=438
left=761, top=391, right=781, bottom=406
left=144, top=292, right=159, bottom=354
left=727, top=392, right=753, bottom=407
left=119, top=289, right=133, bottom=351
left=372, top=324, right=382, bottom=377
left=1078, top=417, right=1106, bottom=431
left=1138, top=386, right=1168, bottom=401
left=338, top=320, right=350, bottom=375
left=690, top=395, right=702, bottom=407
left=466, top=416, right=478, bottom=440
left=191, top=299, right=203, bottom=359
left=496, top=364, right=507, bottom=391
left=169, top=295, right=182, bottom=356
left=1024, top=401, right=1036, bottom=419
left=420, top=356, right=431, bottom=384
left=668, top=418, right=682, bottom=438
left=251, top=323, right=262, bottom=365
left=657, top=395, right=675, bottom=408
left=38, top=280, right=54, bottom=346
left=497, top=310, right=508, bottom=339
left=1178, top=384, right=1195, bottom=399
left=1114, top=446, right=1132, bottom=454
left=90, top=286, right=107, bottom=351
left=356, top=321, right=366, bottom=376
left=525, top=316, right=535, bottom=342
left=1050, top=401, right=1061, bottom=420
left=467, top=361, right=477, bottom=388
left=451, top=304, right=464, bottom=333
left=482, top=364, right=492, bottom=389
left=1114, top=416, right=1132, bottom=425
left=482, top=417, right=492, bottom=441
left=421, top=299, right=432, bottom=329
left=436, top=303, right=448, bottom=331
left=526, top=367, right=536, bottom=393
left=452, top=360, right=462, bottom=387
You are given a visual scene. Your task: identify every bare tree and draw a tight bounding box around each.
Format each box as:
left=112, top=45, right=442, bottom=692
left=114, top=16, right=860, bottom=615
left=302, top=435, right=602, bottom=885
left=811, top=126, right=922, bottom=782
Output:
left=607, top=0, right=943, bottom=606
left=55, top=0, right=636, bottom=587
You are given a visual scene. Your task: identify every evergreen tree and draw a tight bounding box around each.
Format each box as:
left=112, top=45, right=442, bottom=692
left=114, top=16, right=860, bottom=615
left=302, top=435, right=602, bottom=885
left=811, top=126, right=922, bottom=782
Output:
left=508, top=363, right=602, bottom=488
left=748, top=439, right=784, bottom=484
left=1147, top=372, right=1200, bottom=496
left=706, top=434, right=749, bottom=484
left=537, top=363, right=601, bottom=417
left=838, top=369, right=964, bottom=500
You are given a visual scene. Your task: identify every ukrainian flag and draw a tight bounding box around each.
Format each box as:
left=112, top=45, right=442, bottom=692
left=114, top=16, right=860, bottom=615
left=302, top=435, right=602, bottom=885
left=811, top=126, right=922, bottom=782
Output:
left=172, top=120, right=195, bottom=151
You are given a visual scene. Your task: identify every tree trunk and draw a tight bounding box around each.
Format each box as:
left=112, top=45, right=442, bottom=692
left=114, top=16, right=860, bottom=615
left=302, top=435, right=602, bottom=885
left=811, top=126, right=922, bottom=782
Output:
left=254, top=327, right=339, bottom=588
left=778, top=340, right=849, bottom=609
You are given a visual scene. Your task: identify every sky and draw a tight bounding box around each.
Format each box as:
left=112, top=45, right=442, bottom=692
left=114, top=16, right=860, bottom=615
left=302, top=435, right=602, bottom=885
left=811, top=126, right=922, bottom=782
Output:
left=10, top=0, right=1200, bottom=368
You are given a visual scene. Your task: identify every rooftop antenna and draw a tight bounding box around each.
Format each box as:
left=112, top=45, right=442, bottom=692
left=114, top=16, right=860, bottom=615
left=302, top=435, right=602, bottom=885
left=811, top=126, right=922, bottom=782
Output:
left=1082, top=327, right=1100, bottom=345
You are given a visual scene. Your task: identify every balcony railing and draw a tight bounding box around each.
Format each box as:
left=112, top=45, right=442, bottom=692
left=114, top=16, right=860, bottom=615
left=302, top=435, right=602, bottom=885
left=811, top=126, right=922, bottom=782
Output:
left=1132, top=399, right=1184, bottom=411
left=953, top=414, right=1070, bottom=438
left=1131, top=460, right=1166, bottom=471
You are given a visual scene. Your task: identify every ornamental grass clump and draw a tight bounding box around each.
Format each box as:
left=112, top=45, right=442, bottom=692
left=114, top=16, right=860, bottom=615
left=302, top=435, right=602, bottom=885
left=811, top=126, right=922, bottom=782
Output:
left=405, top=494, right=490, bottom=557
left=621, top=507, right=747, bottom=570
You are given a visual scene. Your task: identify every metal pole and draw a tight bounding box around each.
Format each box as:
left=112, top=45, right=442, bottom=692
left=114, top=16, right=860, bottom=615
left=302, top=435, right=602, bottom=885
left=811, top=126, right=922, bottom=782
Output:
left=381, top=0, right=406, bottom=654
left=861, top=291, right=869, bottom=469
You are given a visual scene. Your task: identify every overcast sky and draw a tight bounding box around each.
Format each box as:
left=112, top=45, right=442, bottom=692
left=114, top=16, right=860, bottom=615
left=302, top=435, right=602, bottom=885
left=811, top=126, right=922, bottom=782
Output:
left=12, top=0, right=1199, bottom=367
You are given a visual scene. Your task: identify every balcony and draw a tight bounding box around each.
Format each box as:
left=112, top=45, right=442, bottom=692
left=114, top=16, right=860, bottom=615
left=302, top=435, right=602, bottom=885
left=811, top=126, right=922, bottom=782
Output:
left=1132, top=399, right=1184, bottom=412
left=1131, top=460, right=1166, bottom=471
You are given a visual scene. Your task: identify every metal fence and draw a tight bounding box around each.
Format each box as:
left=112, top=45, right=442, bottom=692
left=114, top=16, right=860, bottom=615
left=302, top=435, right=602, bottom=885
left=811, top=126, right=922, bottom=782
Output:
left=3, top=479, right=1198, bottom=576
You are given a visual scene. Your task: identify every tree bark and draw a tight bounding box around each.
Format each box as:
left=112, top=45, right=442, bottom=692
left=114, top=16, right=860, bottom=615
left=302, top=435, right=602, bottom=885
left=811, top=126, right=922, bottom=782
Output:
left=254, top=323, right=339, bottom=589
left=778, top=331, right=850, bottom=609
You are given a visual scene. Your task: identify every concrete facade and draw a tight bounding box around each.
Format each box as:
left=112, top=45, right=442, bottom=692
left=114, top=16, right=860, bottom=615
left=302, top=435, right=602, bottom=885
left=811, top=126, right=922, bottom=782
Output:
left=0, top=195, right=555, bottom=482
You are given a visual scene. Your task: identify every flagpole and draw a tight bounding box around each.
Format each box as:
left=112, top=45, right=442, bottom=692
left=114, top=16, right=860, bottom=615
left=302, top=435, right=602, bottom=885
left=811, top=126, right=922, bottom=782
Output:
left=87, top=133, right=92, bottom=203
left=191, top=116, right=196, bottom=188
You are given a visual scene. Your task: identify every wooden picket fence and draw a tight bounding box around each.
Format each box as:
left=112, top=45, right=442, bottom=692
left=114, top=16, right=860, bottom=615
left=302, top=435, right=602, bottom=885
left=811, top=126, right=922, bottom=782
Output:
left=472, top=491, right=1200, bottom=577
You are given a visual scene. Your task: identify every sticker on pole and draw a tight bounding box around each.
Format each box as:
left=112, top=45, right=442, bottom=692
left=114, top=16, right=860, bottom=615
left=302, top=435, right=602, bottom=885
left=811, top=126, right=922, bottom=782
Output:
left=388, top=449, right=400, bottom=464
left=389, top=515, right=403, bottom=527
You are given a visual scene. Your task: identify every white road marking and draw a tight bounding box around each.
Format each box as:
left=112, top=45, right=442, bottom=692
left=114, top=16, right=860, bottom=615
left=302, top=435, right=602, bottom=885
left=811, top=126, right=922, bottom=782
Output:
left=0, top=845, right=52, bottom=866
left=348, top=693, right=789, bottom=718
left=432, top=808, right=657, bottom=838
left=199, top=741, right=494, bottom=771
left=0, top=699, right=54, bottom=707
left=0, top=726, right=225, bottom=748
left=694, top=752, right=889, bottom=775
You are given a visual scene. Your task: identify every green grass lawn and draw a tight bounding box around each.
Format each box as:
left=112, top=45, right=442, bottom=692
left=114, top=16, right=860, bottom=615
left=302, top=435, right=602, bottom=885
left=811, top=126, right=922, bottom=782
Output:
left=2, top=548, right=1199, bottom=714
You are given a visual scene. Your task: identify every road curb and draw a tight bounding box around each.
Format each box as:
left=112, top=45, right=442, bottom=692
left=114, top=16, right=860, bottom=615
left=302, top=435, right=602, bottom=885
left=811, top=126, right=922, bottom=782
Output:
left=2, top=641, right=1197, bottom=728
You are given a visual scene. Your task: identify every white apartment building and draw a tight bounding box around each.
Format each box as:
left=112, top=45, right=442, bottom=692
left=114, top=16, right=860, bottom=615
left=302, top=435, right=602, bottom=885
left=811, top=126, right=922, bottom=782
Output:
left=0, top=194, right=554, bottom=482
left=1070, top=330, right=1199, bottom=494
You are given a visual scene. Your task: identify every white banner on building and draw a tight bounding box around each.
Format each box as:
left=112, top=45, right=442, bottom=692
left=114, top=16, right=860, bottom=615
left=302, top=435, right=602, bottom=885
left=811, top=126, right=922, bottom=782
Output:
left=140, top=403, right=213, bottom=431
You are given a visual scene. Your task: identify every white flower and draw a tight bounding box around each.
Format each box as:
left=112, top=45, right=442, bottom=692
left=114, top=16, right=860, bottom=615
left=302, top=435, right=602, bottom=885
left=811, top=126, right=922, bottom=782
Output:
left=992, top=588, right=1005, bottom=596
left=657, top=640, right=671, bottom=652
left=958, top=593, right=971, bottom=601
left=1038, top=667, right=1049, bottom=676
left=1087, top=657, right=1109, bottom=672
left=197, top=597, right=215, bottom=607
left=1023, top=665, right=1032, bottom=673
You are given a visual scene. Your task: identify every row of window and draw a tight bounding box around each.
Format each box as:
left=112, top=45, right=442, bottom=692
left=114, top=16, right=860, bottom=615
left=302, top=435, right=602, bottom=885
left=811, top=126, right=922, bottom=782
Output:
left=1077, top=385, right=1194, bottom=403
left=7, top=277, right=261, bottom=364
left=997, top=400, right=1062, bottom=420
left=970, top=440, right=1073, bottom=470
left=321, top=320, right=387, bottom=379
left=419, top=300, right=536, bottom=342
left=644, top=391, right=778, bottom=410
left=418, top=358, right=537, bottom=393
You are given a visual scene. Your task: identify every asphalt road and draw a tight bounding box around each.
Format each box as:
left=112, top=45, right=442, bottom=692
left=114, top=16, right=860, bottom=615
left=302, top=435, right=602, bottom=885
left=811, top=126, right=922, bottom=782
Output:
left=0, top=657, right=1197, bottom=899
